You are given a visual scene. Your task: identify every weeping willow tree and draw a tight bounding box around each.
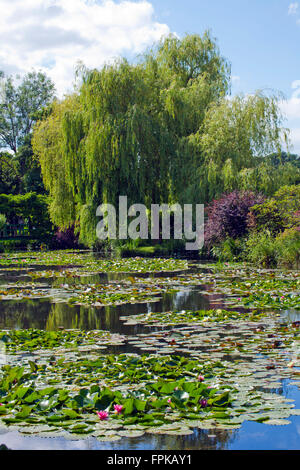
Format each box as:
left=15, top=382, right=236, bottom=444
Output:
left=237, top=161, right=300, bottom=195
left=32, top=96, right=78, bottom=230
left=32, top=32, right=293, bottom=247
left=33, top=60, right=176, bottom=245
left=147, top=31, right=231, bottom=206
left=198, top=91, right=291, bottom=200
left=33, top=32, right=231, bottom=245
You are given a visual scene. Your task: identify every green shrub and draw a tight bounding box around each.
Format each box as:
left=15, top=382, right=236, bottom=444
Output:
left=245, top=226, right=300, bottom=268
left=209, top=237, right=246, bottom=261
left=276, top=228, right=300, bottom=268
left=249, top=185, right=300, bottom=235
left=246, top=231, right=278, bottom=267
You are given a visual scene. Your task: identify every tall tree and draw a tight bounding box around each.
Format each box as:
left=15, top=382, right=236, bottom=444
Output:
left=33, top=32, right=231, bottom=246
left=0, top=151, right=19, bottom=194
left=32, top=96, right=78, bottom=230
left=0, top=70, right=55, bottom=154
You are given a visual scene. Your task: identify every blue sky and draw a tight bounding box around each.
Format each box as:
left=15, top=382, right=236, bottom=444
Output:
left=149, top=0, right=300, bottom=153
left=151, top=0, right=299, bottom=97
left=1, top=0, right=299, bottom=153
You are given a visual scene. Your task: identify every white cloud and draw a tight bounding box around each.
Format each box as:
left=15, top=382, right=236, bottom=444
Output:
left=280, top=81, right=300, bottom=119
left=288, top=2, right=299, bottom=15
left=231, top=75, right=240, bottom=83
left=280, top=97, right=300, bottom=119
left=289, top=127, right=300, bottom=153
left=280, top=81, right=300, bottom=153
left=292, top=79, right=300, bottom=91
left=0, top=0, right=171, bottom=96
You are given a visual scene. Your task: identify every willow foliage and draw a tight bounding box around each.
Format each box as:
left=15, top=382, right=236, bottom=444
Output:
left=32, top=96, right=78, bottom=229
left=32, top=33, right=293, bottom=247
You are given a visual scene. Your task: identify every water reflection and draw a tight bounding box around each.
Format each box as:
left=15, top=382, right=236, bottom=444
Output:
left=0, top=288, right=212, bottom=333
left=0, top=425, right=238, bottom=451
left=1, top=412, right=300, bottom=450
left=280, top=309, right=300, bottom=322
left=0, top=285, right=298, bottom=334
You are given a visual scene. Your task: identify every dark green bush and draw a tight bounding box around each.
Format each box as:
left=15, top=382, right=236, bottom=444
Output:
left=0, top=192, right=54, bottom=242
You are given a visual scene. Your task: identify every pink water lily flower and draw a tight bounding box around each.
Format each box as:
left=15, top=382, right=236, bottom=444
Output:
left=197, top=375, right=205, bottom=382
left=167, top=398, right=172, bottom=404
left=114, top=404, right=123, bottom=414
left=97, top=411, right=109, bottom=421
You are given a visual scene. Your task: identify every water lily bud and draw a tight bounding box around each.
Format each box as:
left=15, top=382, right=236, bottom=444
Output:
left=113, top=404, right=123, bottom=414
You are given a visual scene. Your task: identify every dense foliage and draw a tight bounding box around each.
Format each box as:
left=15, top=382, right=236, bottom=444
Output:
left=249, top=185, right=300, bottom=234
left=205, top=185, right=300, bottom=267
left=32, top=32, right=297, bottom=247
left=0, top=192, right=52, bottom=241
left=0, top=70, right=55, bottom=213
left=53, top=226, right=79, bottom=250
left=0, top=33, right=296, bottom=252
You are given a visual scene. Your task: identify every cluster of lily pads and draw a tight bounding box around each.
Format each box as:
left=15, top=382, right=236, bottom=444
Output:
left=0, top=253, right=298, bottom=312
left=0, top=328, right=126, bottom=354
left=231, top=292, right=300, bottom=310
left=0, top=282, right=165, bottom=307
left=123, top=315, right=300, bottom=363
left=0, top=348, right=298, bottom=440
left=65, top=283, right=166, bottom=307
left=121, top=308, right=268, bottom=326
left=0, top=251, right=188, bottom=274
left=0, top=344, right=299, bottom=440
left=0, top=353, right=237, bottom=438
left=205, top=275, right=300, bottom=310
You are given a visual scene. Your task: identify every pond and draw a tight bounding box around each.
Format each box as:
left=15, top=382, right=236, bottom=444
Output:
left=0, top=251, right=299, bottom=450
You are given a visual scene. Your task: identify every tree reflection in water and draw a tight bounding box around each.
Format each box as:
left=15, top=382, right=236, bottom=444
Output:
left=0, top=287, right=212, bottom=333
